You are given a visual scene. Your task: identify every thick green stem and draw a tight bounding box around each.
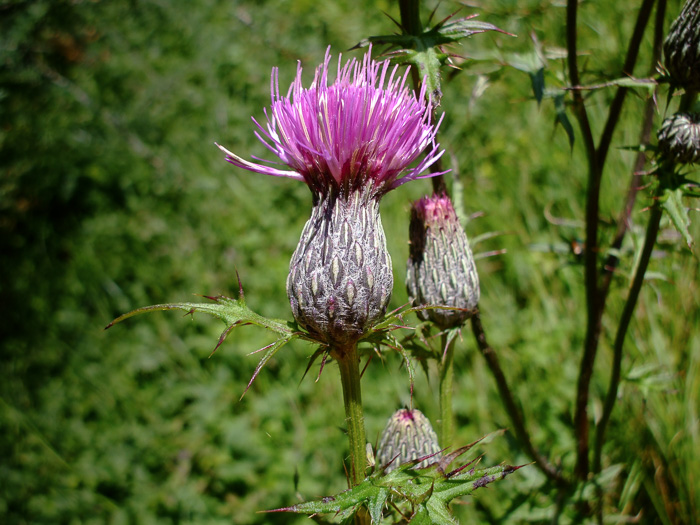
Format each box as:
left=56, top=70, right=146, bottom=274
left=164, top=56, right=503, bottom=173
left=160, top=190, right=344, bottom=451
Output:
left=593, top=201, right=663, bottom=474
left=438, top=333, right=456, bottom=448
left=332, top=343, right=367, bottom=488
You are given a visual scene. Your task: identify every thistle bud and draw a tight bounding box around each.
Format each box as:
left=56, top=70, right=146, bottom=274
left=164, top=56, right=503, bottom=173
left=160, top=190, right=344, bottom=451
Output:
left=376, top=409, right=441, bottom=472
left=406, top=193, right=480, bottom=330
left=657, top=112, right=700, bottom=164
left=663, top=0, right=700, bottom=91
left=287, top=190, right=393, bottom=345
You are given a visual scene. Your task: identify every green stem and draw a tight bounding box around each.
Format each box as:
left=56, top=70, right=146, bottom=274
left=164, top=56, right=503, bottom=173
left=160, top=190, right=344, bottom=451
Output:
left=398, top=0, right=422, bottom=35
left=398, top=0, right=448, bottom=196
left=332, top=343, right=367, bottom=488
left=438, top=333, right=456, bottom=448
left=592, top=199, right=663, bottom=474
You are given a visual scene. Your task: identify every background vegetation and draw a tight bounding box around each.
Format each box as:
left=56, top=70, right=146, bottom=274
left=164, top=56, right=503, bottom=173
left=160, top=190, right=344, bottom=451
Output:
left=1, top=0, right=697, bottom=523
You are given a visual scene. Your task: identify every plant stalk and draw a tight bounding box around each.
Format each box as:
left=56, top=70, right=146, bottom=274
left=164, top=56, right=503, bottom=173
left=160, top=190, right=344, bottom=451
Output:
left=592, top=197, right=663, bottom=475
left=567, top=0, right=656, bottom=480
left=332, top=343, right=367, bottom=488
left=600, top=0, right=666, bottom=303
left=438, top=332, right=456, bottom=448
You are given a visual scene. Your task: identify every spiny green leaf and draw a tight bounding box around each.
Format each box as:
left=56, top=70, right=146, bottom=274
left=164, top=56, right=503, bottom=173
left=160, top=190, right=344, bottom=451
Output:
left=530, top=67, right=545, bottom=105
left=435, top=16, right=511, bottom=42
left=660, top=186, right=694, bottom=249
left=270, top=434, right=525, bottom=522
left=354, top=14, right=509, bottom=106
left=267, top=477, right=376, bottom=516
left=424, top=497, right=457, bottom=524
left=368, top=487, right=390, bottom=523
left=554, top=93, right=575, bottom=150
left=106, top=294, right=292, bottom=336
left=105, top=284, right=314, bottom=395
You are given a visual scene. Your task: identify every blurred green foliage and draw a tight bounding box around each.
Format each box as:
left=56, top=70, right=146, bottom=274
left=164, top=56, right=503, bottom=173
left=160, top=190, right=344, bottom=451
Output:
left=1, top=0, right=697, bottom=523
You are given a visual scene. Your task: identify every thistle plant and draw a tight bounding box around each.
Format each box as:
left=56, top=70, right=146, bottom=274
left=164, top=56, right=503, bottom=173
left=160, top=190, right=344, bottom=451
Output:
left=217, top=47, right=445, bottom=488
left=101, top=0, right=700, bottom=522
left=218, top=49, right=444, bottom=347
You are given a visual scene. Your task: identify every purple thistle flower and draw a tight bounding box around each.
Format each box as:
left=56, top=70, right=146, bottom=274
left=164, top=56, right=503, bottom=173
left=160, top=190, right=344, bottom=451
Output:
left=217, top=48, right=445, bottom=345
left=216, top=47, right=444, bottom=197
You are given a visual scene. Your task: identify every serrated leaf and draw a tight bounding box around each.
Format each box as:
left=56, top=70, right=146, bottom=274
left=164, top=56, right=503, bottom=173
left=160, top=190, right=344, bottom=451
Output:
left=530, top=67, right=545, bottom=105
left=353, top=14, right=510, bottom=106
left=270, top=434, right=525, bottom=523
left=436, top=16, right=511, bottom=42
left=605, top=76, right=657, bottom=91
left=355, top=15, right=509, bottom=51
left=408, top=505, right=433, bottom=524
left=105, top=284, right=312, bottom=396
left=402, top=47, right=444, bottom=105
left=503, top=37, right=546, bottom=75
left=368, top=487, right=390, bottom=523
left=661, top=186, right=694, bottom=249
left=106, top=294, right=292, bottom=336
left=554, top=93, right=575, bottom=150
left=424, top=497, right=458, bottom=524
left=268, top=477, right=377, bottom=516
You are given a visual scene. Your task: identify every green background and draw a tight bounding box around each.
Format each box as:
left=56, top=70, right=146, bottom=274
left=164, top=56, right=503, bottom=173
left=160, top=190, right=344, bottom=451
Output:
left=1, top=0, right=697, bottom=523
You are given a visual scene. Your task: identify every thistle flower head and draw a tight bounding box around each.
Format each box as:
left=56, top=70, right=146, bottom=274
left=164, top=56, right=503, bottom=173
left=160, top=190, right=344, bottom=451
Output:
left=663, top=0, right=700, bottom=91
left=217, top=47, right=444, bottom=199
left=376, top=408, right=441, bottom=473
left=657, top=112, right=700, bottom=164
left=406, top=193, right=480, bottom=329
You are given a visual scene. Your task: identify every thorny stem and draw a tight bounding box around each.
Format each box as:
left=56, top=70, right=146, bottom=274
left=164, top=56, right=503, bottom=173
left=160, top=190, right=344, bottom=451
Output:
left=568, top=0, right=601, bottom=479
left=438, top=332, right=456, bottom=448
left=332, top=343, right=367, bottom=488
left=398, top=0, right=422, bottom=36
left=593, top=88, right=697, bottom=487
left=599, top=0, right=666, bottom=304
left=398, top=0, right=449, bottom=196
left=592, top=196, right=664, bottom=476
left=471, top=314, right=569, bottom=487
left=568, top=0, right=656, bottom=480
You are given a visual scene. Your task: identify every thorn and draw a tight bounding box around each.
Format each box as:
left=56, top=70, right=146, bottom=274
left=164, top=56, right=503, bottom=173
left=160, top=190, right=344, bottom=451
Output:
left=247, top=339, right=278, bottom=356
left=316, top=352, right=329, bottom=382
left=383, top=10, right=403, bottom=31
left=183, top=308, right=196, bottom=318
left=360, top=355, right=372, bottom=379
left=236, top=269, right=245, bottom=300
left=210, top=323, right=237, bottom=357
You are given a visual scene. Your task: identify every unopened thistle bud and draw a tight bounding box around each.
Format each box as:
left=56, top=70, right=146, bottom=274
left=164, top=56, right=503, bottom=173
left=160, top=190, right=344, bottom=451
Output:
left=406, top=193, right=480, bottom=330
left=376, top=408, right=441, bottom=472
left=663, top=0, right=700, bottom=91
left=657, top=112, right=700, bottom=164
left=217, top=48, right=445, bottom=345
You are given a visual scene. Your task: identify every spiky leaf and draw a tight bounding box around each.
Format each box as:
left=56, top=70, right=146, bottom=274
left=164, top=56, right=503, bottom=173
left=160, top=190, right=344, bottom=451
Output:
left=269, top=437, right=524, bottom=523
